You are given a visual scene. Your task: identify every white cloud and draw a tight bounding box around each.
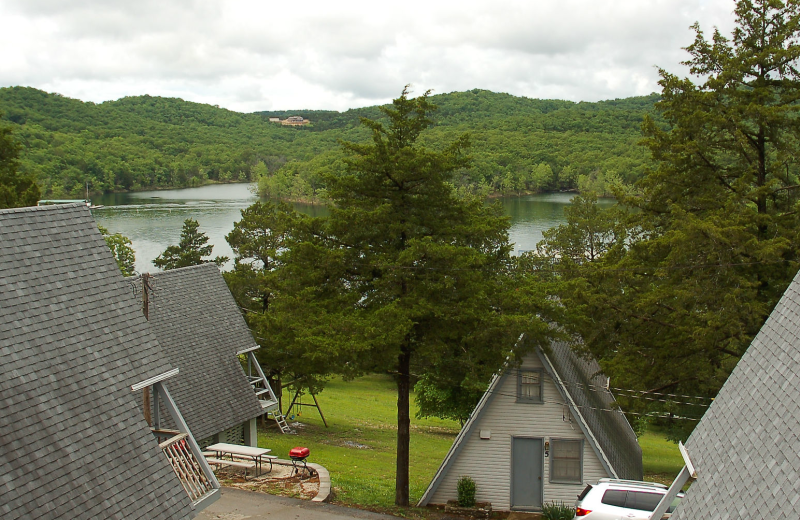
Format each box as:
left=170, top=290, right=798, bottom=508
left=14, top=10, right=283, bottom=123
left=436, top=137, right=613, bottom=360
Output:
left=0, top=0, right=740, bottom=111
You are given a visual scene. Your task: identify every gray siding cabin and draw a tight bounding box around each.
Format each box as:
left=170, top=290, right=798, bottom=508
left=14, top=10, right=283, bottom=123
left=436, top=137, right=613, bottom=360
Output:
left=0, top=205, right=218, bottom=519
left=418, top=342, right=641, bottom=511
left=668, top=269, right=800, bottom=520
left=139, top=264, right=278, bottom=447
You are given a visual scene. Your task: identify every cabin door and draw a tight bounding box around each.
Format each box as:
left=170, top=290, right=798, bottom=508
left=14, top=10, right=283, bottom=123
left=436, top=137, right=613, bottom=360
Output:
left=511, top=437, right=543, bottom=510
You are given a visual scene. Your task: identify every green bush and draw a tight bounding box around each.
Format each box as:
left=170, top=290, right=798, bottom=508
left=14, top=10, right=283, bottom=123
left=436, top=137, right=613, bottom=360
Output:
left=456, top=476, right=476, bottom=507
left=542, top=501, right=576, bottom=520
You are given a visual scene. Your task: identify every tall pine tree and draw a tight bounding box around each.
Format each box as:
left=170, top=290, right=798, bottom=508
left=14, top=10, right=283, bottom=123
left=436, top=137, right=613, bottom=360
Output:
left=153, top=218, right=228, bottom=270
left=321, top=87, right=553, bottom=505
left=540, top=0, right=800, bottom=440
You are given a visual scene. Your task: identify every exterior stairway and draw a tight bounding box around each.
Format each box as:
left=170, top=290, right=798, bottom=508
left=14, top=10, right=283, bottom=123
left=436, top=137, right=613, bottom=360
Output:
left=244, top=351, right=280, bottom=411
left=243, top=350, right=295, bottom=434
left=272, top=413, right=295, bottom=434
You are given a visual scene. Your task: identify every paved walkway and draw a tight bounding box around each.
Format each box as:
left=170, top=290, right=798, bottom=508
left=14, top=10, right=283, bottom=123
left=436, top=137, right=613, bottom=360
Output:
left=197, top=488, right=399, bottom=520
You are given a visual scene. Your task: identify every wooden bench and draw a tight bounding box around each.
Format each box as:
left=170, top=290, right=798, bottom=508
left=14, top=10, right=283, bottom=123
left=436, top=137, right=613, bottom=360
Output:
left=205, top=457, right=256, bottom=478
left=261, top=454, right=277, bottom=472
left=203, top=444, right=277, bottom=476
left=203, top=451, right=278, bottom=471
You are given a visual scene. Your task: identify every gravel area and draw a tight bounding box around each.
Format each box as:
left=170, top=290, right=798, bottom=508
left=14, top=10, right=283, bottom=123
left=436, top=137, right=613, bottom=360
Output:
left=214, top=461, right=320, bottom=500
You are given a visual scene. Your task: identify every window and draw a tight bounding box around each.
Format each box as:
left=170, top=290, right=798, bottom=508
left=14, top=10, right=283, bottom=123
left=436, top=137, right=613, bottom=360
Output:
left=600, top=490, right=665, bottom=512
left=625, top=491, right=663, bottom=512
left=517, top=370, right=543, bottom=403
left=601, top=489, right=627, bottom=508
left=550, top=439, right=583, bottom=483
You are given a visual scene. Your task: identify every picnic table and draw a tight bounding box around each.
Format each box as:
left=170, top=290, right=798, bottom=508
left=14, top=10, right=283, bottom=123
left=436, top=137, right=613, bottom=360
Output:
left=205, top=443, right=275, bottom=477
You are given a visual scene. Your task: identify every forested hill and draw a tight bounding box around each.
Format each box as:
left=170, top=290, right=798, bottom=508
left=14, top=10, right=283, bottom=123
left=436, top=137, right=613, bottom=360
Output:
left=0, top=86, right=659, bottom=199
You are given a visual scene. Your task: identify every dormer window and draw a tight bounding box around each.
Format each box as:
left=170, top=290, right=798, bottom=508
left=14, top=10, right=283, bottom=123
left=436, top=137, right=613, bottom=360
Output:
left=517, top=369, right=543, bottom=403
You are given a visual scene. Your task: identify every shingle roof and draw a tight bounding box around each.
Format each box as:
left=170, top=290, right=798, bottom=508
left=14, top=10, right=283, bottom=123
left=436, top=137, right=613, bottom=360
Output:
left=671, top=270, right=800, bottom=520
left=141, top=264, right=263, bottom=441
left=542, top=341, right=643, bottom=480
left=0, top=204, right=193, bottom=520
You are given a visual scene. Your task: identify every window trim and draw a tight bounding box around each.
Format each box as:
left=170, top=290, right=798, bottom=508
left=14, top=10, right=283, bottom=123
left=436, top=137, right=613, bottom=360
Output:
left=516, top=369, right=544, bottom=404
left=549, top=438, right=584, bottom=484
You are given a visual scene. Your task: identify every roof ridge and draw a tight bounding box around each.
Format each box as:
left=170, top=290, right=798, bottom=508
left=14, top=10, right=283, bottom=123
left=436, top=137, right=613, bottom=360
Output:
left=0, top=203, right=88, bottom=215
left=147, top=263, right=221, bottom=278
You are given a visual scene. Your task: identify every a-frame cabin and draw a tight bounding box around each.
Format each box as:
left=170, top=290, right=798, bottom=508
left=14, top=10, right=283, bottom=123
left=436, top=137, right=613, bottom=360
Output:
left=419, top=341, right=641, bottom=511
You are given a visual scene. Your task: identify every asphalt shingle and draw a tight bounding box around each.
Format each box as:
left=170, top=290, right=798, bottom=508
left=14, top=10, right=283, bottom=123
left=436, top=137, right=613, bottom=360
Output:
left=138, top=264, right=264, bottom=442
left=671, top=269, right=800, bottom=520
left=544, top=341, right=643, bottom=480
left=0, top=205, right=194, bottom=520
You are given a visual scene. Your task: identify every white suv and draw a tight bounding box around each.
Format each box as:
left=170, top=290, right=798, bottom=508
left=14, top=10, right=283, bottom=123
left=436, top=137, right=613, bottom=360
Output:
left=573, top=479, right=683, bottom=520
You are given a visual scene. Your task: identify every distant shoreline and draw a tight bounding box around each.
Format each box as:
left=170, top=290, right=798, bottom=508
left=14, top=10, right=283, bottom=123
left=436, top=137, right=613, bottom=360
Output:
left=86, top=179, right=254, bottom=198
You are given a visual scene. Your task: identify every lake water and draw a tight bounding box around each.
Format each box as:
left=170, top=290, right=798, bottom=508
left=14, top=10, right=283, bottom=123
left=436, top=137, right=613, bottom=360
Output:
left=93, top=184, right=590, bottom=273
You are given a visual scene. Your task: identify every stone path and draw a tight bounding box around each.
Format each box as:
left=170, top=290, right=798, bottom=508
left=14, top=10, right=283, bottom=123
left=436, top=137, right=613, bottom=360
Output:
left=197, top=488, right=399, bottom=520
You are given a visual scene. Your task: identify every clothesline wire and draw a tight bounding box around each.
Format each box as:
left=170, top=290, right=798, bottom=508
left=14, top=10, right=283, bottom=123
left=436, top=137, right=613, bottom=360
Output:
left=235, top=301, right=714, bottom=406
left=127, top=280, right=705, bottom=422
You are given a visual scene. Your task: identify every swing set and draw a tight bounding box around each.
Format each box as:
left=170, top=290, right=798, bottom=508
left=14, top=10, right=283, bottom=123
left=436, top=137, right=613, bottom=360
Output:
left=284, top=386, right=328, bottom=428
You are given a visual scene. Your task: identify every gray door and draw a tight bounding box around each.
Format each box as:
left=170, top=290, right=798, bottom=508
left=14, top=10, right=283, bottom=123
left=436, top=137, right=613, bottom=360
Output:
left=511, top=437, right=543, bottom=510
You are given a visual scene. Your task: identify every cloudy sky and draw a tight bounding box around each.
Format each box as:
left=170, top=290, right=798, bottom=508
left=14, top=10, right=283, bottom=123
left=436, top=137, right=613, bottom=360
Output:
left=0, top=0, right=737, bottom=112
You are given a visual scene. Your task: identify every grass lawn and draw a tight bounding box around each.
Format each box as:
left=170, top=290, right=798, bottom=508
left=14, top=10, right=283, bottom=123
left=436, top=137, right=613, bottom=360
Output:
left=640, top=431, right=686, bottom=486
left=256, top=374, right=687, bottom=511
left=257, top=374, right=460, bottom=514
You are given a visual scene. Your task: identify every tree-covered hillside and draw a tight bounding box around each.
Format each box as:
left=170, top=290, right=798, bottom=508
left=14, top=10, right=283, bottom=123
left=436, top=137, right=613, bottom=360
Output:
left=0, top=86, right=658, bottom=198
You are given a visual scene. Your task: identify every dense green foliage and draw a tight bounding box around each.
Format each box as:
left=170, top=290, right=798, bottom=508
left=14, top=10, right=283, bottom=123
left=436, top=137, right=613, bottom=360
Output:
left=0, top=86, right=657, bottom=199
left=98, top=225, right=136, bottom=276
left=153, top=218, right=227, bottom=269
left=257, top=92, right=659, bottom=200
left=0, top=115, right=39, bottom=208
left=541, top=501, right=577, bottom=520
left=223, top=201, right=347, bottom=399
left=413, top=373, right=485, bottom=425
left=537, top=0, right=800, bottom=441
left=456, top=476, right=477, bottom=507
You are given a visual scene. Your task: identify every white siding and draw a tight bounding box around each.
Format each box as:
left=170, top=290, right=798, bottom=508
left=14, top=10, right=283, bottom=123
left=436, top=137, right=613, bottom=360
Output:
left=428, top=353, right=610, bottom=510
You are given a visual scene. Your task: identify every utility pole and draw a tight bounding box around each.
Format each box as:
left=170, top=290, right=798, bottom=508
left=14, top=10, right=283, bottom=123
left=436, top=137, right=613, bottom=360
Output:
left=142, top=273, right=152, bottom=426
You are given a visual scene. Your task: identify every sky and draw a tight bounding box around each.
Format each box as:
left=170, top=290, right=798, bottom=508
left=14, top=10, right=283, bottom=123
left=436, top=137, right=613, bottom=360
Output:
left=0, top=0, right=738, bottom=113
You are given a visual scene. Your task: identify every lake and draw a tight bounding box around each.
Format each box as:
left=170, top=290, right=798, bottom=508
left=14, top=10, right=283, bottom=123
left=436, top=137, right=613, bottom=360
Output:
left=93, top=184, right=593, bottom=273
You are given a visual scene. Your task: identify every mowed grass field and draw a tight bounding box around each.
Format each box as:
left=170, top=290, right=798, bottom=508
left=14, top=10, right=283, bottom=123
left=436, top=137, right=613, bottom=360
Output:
left=256, top=374, right=686, bottom=511
left=257, top=374, right=460, bottom=511
left=639, top=431, right=686, bottom=485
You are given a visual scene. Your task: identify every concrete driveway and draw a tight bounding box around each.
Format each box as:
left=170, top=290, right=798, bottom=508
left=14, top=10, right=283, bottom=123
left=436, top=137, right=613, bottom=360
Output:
left=197, top=488, right=399, bottom=520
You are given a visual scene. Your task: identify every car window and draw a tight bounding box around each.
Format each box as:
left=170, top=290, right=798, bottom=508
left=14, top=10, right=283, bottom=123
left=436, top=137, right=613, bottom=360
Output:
left=625, top=491, right=664, bottom=511
left=667, top=496, right=682, bottom=513
left=577, top=485, right=593, bottom=501
left=601, top=489, right=627, bottom=508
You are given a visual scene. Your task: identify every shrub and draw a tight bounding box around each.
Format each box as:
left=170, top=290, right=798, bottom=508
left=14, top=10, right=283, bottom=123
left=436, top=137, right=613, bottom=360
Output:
left=456, top=476, right=476, bottom=507
left=542, top=501, right=576, bottom=520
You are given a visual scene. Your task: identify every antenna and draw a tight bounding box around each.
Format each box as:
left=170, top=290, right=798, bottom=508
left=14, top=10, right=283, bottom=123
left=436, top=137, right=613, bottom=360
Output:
left=142, top=273, right=151, bottom=320
left=141, top=272, right=152, bottom=425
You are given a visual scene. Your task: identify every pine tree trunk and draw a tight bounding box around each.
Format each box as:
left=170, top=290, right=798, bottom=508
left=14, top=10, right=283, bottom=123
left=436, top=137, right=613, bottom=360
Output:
left=395, top=345, right=411, bottom=507
left=756, top=127, right=767, bottom=216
